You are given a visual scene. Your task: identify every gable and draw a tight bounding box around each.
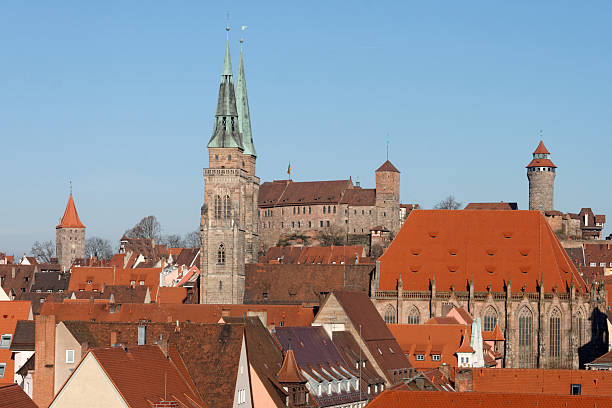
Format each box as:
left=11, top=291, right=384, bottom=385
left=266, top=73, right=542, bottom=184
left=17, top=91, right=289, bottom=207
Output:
left=50, top=353, right=128, bottom=408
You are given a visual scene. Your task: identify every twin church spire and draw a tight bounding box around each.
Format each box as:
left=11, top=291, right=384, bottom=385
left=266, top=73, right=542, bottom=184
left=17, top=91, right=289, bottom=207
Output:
left=208, top=28, right=256, bottom=157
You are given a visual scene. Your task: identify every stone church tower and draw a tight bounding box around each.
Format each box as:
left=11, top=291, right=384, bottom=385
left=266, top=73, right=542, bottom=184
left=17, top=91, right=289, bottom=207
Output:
left=200, top=29, right=259, bottom=304
left=56, top=193, right=86, bottom=271
left=527, top=141, right=556, bottom=211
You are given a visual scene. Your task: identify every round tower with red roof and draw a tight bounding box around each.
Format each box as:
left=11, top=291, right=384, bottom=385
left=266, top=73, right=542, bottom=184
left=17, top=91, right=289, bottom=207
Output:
left=526, top=141, right=556, bottom=211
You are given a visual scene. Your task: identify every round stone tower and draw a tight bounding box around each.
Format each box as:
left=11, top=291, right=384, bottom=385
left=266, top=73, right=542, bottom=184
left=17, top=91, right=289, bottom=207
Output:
left=527, top=141, right=556, bottom=211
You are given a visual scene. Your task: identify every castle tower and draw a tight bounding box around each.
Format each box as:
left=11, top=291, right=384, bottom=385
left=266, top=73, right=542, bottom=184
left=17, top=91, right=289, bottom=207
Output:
left=200, top=28, right=258, bottom=304
left=375, top=160, right=401, bottom=232
left=235, top=40, right=259, bottom=263
left=527, top=141, right=556, bottom=211
left=56, top=193, right=85, bottom=271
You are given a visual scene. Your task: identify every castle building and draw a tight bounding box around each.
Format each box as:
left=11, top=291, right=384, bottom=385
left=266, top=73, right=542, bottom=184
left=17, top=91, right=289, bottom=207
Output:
left=527, top=141, right=556, bottom=211
left=199, top=29, right=259, bottom=304
left=372, top=209, right=608, bottom=369
left=56, top=193, right=85, bottom=271
left=258, top=160, right=404, bottom=251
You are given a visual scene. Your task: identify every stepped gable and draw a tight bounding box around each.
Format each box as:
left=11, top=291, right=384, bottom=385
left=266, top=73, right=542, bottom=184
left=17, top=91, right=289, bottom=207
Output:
left=378, top=210, right=586, bottom=293
left=376, top=160, right=400, bottom=173
left=259, top=179, right=352, bottom=207
left=57, top=194, right=85, bottom=229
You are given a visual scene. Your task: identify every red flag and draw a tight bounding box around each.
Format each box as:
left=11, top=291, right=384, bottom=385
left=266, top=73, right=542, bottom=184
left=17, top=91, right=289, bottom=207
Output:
left=287, top=163, right=291, bottom=176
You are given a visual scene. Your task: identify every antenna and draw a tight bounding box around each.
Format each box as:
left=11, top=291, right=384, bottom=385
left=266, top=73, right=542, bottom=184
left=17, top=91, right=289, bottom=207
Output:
left=386, top=134, right=390, bottom=161
left=539, top=129, right=543, bottom=141
left=240, top=25, right=248, bottom=51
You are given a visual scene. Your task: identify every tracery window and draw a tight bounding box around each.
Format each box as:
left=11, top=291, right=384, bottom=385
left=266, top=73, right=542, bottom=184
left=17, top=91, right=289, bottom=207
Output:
left=483, top=306, right=498, bottom=332
left=549, top=308, right=561, bottom=367
left=217, top=244, right=226, bottom=265
left=214, top=195, right=222, bottom=219
left=518, top=307, right=534, bottom=368
left=223, top=195, right=231, bottom=219
left=407, top=306, right=420, bottom=325
left=384, top=305, right=396, bottom=324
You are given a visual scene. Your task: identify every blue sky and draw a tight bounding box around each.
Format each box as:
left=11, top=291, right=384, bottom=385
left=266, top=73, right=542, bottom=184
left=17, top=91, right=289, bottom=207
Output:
left=1, top=1, right=611, bottom=255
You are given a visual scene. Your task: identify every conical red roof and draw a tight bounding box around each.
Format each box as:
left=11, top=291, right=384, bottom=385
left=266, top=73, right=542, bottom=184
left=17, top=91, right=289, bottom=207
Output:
left=533, top=140, right=550, bottom=155
left=277, top=349, right=306, bottom=383
left=376, top=160, right=400, bottom=173
left=56, top=194, right=85, bottom=229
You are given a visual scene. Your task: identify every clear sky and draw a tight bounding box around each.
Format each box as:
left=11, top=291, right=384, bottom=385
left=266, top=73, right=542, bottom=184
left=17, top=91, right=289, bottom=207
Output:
left=1, top=1, right=611, bottom=256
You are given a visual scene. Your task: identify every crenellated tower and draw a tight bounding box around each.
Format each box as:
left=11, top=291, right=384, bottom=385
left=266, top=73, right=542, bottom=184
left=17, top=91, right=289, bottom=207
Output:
left=200, top=28, right=258, bottom=304
left=527, top=141, right=556, bottom=211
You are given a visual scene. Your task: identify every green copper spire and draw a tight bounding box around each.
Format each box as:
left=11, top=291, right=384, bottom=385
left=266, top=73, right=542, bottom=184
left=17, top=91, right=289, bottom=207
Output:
left=208, top=27, right=243, bottom=150
left=235, top=44, right=256, bottom=157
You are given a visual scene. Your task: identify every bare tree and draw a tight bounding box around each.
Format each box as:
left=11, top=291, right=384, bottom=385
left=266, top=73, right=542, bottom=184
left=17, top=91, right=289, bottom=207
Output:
left=125, top=215, right=161, bottom=241
left=183, top=230, right=201, bottom=249
left=85, top=237, right=113, bottom=260
left=162, top=234, right=184, bottom=248
left=31, top=240, right=55, bottom=262
left=317, top=226, right=345, bottom=246
left=434, top=195, right=462, bottom=210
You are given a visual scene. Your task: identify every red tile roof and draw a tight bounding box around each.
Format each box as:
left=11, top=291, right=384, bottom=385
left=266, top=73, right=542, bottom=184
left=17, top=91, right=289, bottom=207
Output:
left=526, top=158, right=557, bottom=168
left=259, top=245, right=367, bottom=265
left=533, top=140, right=551, bottom=155
left=464, top=202, right=517, bottom=210
left=66, top=345, right=205, bottom=408
left=340, top=188, right=376, bottom=206
left=379, top=210, right=586, bottom=293
left=56, top=193, right=85, bottom=229
left=376, top=160, right=400, bottom=173
left=0, top=384, right=38, bottom=408
left=469, top=368, right=612, bottom=396
left=0, top=301, right=32, bottom=385
left=482, top=324, right=504, bottom=341
left=259, top=179, right=352, bottom=207
left=277, top=349, right=306, bottom=383
left=156, top=287, right=188, bottom=304
left=68, top=266, right=161, bottom=300
left=367, top=390, right=612, bottom=408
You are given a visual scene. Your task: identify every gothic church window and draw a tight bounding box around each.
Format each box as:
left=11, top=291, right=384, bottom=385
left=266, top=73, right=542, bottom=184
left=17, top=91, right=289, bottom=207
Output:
left=549, top=308, right=561, bottom=367
left=214, top=195, right=222, bottom=219
left=407, top=306, right=420, bottom=324
left=518, top=307, right=534, bottom=368
left=384, top=305, right=396, bottom=324
left=323, top=206, right=326, bottom=214
left=217, top=244, right=226, bottom=265
left=483, top=306, right=498, bottom=332
left=223, top=195, right=231, bottom=219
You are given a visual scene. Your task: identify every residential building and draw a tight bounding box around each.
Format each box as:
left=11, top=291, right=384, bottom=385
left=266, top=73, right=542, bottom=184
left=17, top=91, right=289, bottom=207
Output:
left=200, top=28, right=259, bottom=304
left=0, top=301, right=32, bottom=385
left=10, top=320, right=35, bottom=398
left=372, top=209, right=609, bottom=369
left=56, top=193, right=86, bottom=271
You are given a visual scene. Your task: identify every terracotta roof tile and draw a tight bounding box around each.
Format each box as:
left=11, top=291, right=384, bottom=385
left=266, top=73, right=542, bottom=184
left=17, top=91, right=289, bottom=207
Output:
left=526, top=158, right=557, bottom=168
left=277, top=349, right=306, bottom=383
left=379, top=210, right=586, bottom=294
left=376, top=160, right=400, bottom=173
left=157, top=287, right=188, bottom=304
left=533, top=140, right=551, bottom=155
left=0, top=383, right=38, bottom=408
left=465, top=202, right=517, bottom=210
left=56, top=193, right=85, bottom=229
left=259, top=179, right=352, bottom=207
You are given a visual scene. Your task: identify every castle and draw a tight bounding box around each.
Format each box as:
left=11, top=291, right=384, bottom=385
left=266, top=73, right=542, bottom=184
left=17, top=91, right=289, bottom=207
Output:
left=199, top=29, right=259, bottom=304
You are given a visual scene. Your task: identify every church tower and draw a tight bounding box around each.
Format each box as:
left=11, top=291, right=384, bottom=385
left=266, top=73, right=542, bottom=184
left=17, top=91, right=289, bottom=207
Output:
left=56, top=193, right=85, bottom=271
left=527, top=141, right=556, bottom=211
left=200, top=28, right=258, bottom=304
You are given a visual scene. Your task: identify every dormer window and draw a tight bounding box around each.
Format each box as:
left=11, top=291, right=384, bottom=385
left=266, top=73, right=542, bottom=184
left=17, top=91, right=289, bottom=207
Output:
left=416, top=354, right=425, bottom=361
left=0, top=334, right=11, bottom=348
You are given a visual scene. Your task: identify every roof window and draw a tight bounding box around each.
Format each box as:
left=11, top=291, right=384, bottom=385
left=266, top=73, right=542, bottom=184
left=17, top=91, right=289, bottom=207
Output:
left=415, top=354, right=425, bottom=361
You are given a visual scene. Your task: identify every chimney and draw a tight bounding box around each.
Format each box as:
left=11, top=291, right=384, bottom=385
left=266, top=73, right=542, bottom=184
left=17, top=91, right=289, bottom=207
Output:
left=11, top=267, right=15, bottom=279
left=33, top=314, right=56, bottom=408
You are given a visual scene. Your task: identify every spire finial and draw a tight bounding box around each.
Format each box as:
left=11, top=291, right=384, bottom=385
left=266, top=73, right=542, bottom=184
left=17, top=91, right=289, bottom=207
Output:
left=539, top=129, right=543, bottom=141
left=240, top=25, right=247, bottom=51
left=69, top=180, right=72, bottom=195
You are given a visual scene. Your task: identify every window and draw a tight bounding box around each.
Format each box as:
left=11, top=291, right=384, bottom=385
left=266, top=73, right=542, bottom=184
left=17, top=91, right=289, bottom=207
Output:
left=384, top=305, right=396, bottom=324
left=0, top=363, right=5, bottom=378
left=571, top=384, right=581, bottom=395
left=217, top=244, right=226, bottom=265
left=407, top=306, right=420, bottom=325
left=0, top=335, right=11, bottom=348
left=139, top=281, right=144, bottom=286
left=223, top=195, right=231, bottom=219
left=600, top=262, right=606, bottom=267
left=549, top=308, right=561, bottom=367
left=293, top=207, right=296, bottom=214
left=214, top=195, right=222, bottom=219
left=228, top=154, right=232, bottom=160
left=323, top=206, right=326, bottom=214
left=263, top=292, right=268, bottom=301
left=320, top=221, right=323, bottom=227
left=333, top=206, right=336, bottom=214
left=519, top=307, right=534, bottom=368
left=483, top=306, right=498, bottom=332
left=66, top=349, right=75, bottom=363
left=590, top=262, right=596, bottom=267
left=432, top=354, right=441, bottom=361
left=308, top=221, right=312, bottom=228
left=309, top=207, right=312, bottom=214
left=328, top=206, right=331, bottom=213
left=297, top=221, right=301, bottom=228
left=416, top=354, right=425, bottom=361
left=326, top=221, right=330, bottom=227
left=292, top=222, right=295, bottom=228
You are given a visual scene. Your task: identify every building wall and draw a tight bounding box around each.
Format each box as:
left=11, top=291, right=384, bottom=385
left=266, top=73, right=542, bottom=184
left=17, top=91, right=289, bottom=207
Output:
left=528, top=171, right=555, bottom=212
left=34, top=315, right=56, bottom=408
left=371, top=285, right=605, bottom=369
left=56, top=227, right=85, bottom=271
left=13, top=350, right=34, bottom=397
left=49, top=353, right=129, bottom=408
left=232, top=335, right=253, bottom=408
left=54, top=323, right=82, bottom=394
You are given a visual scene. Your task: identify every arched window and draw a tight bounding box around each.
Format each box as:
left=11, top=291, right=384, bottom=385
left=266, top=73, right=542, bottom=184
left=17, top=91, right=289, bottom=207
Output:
left=518, top=307, right=534, bottom=368
left=217, top=244, right=226, bottom=265
left=223, top=195, right=231, bottom=219
left=384, top=305, right=396, bottom=324
left=549, top=308, right=561, bottom=367
left=483, top=306, right=498, bottom=332
left=407, top=306, right=420, bottom=325
left=214, top=195, right=223, bottom=219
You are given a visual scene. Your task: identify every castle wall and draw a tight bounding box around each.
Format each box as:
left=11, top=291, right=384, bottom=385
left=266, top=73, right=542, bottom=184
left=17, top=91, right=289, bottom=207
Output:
left=528, top=171, right=555, bottom=211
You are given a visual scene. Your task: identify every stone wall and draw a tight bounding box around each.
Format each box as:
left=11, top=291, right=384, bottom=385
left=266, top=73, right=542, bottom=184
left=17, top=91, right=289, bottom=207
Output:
left=528, top=171, right=555, bottom=211
left=56, top=227, right=85, bottom=271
